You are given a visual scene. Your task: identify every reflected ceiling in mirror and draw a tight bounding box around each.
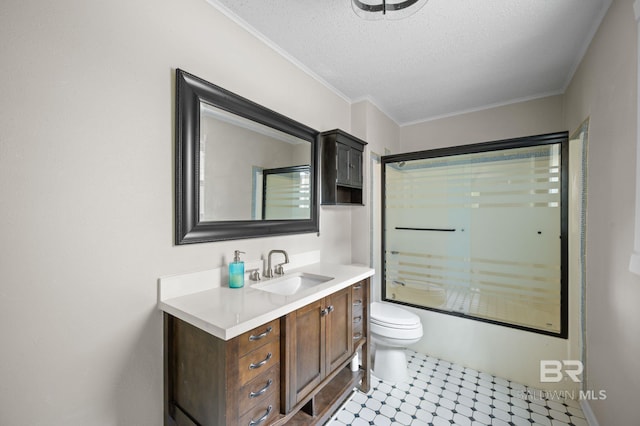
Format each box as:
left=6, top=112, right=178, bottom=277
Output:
left=175, top=69, right=319, bottom=244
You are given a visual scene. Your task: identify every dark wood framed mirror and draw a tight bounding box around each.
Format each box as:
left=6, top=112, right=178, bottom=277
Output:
left=175, top=69, right=319, bottom=244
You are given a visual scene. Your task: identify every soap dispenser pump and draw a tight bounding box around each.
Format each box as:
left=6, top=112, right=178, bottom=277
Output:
left=229, top=250, right=245, bottom=289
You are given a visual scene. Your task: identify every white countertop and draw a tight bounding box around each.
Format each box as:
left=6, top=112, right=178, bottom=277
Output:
left=158, top=262, right=374, bottom=340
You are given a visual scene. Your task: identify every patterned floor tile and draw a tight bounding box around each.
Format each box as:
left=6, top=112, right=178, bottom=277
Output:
left=326, top=350, right=587, bottom=426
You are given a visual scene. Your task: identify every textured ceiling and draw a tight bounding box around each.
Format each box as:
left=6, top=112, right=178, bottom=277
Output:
left=207, top=0, right=611, bottom=125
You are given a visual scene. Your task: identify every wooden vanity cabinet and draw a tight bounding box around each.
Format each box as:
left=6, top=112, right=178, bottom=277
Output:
left=164, top=278, right=370, bottom=426
left=164, top=317, right=282, bottom=426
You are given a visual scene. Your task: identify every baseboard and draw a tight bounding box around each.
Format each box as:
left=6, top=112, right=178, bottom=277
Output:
left=580, top=399, right=601, bottom=426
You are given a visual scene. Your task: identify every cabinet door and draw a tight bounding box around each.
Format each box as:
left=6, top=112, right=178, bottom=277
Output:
left=290, top=299, right=326, bottom=406
left=350, top=148, right=363, bottom=187
left=336, top=143, right=351, bottom=185
left=325, top=287, right=353, bottom=373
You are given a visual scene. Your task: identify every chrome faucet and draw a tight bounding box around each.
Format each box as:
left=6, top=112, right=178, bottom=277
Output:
left=265, top=250, right=289, bottom=278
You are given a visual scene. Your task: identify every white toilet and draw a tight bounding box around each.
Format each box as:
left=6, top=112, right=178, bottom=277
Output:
left=370, top=302, right=423, bottom=382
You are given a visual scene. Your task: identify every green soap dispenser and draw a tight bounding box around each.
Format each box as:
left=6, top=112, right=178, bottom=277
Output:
left=229, top=250, right=245, bottom=288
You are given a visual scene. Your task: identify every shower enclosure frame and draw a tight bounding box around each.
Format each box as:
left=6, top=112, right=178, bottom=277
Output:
left=381, top=131, right=569, bottom=338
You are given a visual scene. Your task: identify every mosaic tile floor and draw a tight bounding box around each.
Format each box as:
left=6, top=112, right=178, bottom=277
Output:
left=327, top=350, right=587, bottom=426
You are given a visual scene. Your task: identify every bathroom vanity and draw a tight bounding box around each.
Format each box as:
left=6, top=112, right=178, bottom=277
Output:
left=159, top=262, right=373, bottom=426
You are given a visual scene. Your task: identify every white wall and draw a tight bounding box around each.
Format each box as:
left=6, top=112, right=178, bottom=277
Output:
left=0, top=0, right=353, bottom=424
left=401, top=95, right=565, bottom=152
left=564, top=0, right=640, bottom=424
left=350, top=100, right=401, bottom=267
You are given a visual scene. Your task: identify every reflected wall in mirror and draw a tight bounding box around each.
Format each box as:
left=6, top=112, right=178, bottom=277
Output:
left=176, top=69, right=319, bottom=244
left=199, top=103, right=311, bottom=221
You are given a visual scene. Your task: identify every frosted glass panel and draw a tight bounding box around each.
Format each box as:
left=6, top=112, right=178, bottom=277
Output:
left=383, top=137, right=567, bottom=336
left=263, top=166, right=311, bottom=220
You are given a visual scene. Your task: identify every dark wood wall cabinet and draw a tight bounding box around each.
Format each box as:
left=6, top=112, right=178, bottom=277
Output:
left=319, top=129, right=367, bottom=205
left=164, top=279, right=370, bottom=426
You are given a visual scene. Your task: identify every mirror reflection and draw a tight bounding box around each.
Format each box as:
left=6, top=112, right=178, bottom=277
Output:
left=175, top=68, right=318, bottom=244
left=199, top=102, right=312, bottom=222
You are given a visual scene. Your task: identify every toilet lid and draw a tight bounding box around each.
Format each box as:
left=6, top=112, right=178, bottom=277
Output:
left=370, top=302, right=421, bottom=328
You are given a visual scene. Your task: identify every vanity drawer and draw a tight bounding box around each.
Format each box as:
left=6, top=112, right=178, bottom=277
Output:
left=237, top=319, right=280, bottom=357
left=352, top=284, right=364, bottom=317
left=238, top=339, right=280, bottom=385
left=238, top=364, right=280, bottom=416
left=352, top=280, right=365, bottom=344
left=352, top=281, right=364, bottom=303
left=352, top=312, right=364, bottom=343
left=238, top=390, right=280, bottom=426
left=352, top=295, right=364, bottom=325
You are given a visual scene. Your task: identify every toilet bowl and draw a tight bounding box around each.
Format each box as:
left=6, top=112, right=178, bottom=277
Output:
left=370, top=302, right=423, bottom=382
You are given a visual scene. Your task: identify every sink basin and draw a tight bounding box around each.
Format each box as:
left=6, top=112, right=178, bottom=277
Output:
left=252, top=272, right=333, bottom=296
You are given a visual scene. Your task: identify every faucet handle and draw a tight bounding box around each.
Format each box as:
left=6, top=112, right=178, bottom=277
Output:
left=274, top=263, right=286, bottom=275
left=247, top=268, right=261, bottom=281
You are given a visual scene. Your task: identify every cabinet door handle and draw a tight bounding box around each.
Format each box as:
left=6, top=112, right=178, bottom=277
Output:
left=248, top=405, right=272, bottom=426
left=249, top=326, right=272, bottom=341
left=353, top=284, right=362, bottom=290
left=249, top=379, right=273, bottom=399
left=321, top=306, right=334, bottom=316
left=353, top=300, right=362, bottom=307
left=249, top=352, right=272, bottom=370
left=353, top=332, right=362, bottom=340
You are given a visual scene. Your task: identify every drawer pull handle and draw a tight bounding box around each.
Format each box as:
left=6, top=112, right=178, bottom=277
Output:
left=353, top=284, right=362, bottom=289
left=353, top=315, right=362, bottom=324
left=353, top=300, right=363, bottom=307
left=249, top=379, right=273, bottom=398
left=353, top=332, right=362, bottom=340
left=248, top=405, right=272, bottom=426
left=249, top=326, right=273, bottom=341
left=249, top=352, right=272, bottom=370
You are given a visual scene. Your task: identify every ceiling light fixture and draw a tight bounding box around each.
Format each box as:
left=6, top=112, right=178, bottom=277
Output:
left=351, top=0, right=429, bottom=20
